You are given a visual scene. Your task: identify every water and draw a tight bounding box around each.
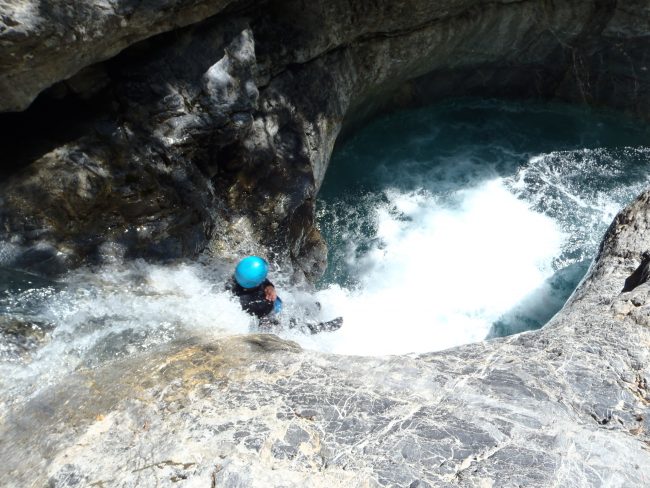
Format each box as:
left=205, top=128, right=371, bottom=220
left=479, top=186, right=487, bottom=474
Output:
left=0, top=261, right=252, bottom=410
left=1, top=98, right=649, bottom=408
left=310, top=98, right=650, bottom=355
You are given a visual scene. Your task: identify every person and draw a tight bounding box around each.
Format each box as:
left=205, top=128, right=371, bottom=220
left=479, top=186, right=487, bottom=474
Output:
left=227, top=255, right=343, bottom=334
left=228, top=256, right=282, bottom=327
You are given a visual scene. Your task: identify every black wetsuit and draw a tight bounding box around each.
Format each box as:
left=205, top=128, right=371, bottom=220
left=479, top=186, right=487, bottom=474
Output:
left=228, top=278, right=275, bottom=318
left=227, top=277, right=343, bottom=333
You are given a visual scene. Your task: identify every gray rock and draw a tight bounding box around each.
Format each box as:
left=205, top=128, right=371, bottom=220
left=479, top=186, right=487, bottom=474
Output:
left=0, top=0, right=248, bottom=112
left=0, top=3, right=650, bottom=484
left=0, top=315, right=53, bottom=361
left=1, top=0, right=650, bottom=277
left=0, top=19, right=258, bottom=274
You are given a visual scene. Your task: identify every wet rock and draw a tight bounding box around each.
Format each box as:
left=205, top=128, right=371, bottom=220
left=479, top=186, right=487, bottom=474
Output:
left=0, top=0, right=247, bottom=112
left=0, top=315, right=54, bottom=362
left=1, top=0, right=650, bottom=278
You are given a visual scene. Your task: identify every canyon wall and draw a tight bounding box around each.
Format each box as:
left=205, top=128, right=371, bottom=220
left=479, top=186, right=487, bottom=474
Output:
left=1, top=0, right=648, bottom=279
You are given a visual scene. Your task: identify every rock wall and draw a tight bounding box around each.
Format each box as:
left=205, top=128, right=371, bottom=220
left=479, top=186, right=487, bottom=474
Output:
left=1, top=0, right=649, bottom=278
left=0, top=0, right=247, bottom=112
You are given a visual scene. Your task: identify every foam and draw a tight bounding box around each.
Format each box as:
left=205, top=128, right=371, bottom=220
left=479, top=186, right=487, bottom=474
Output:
left=3, top=101, right=650, bottom=405
left=293, top=180, right=564, bottom=355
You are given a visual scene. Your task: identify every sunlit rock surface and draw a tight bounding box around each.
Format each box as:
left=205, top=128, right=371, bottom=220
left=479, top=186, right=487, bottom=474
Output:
left=0, top=22, right=260, bottom=275
left=1, top=191, right=650, bottom=486
left=0, top=0, right=247, bottom=112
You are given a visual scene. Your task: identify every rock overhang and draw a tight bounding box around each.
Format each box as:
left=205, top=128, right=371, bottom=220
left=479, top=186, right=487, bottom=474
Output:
left=1, top=0, right=650, bottom=279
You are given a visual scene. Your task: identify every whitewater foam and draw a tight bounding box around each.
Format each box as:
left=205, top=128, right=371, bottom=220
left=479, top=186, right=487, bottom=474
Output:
left=2, top=99, right=650, bottom=406
left=300, top=147, right=650, bottom=355
left=292, top=180, right=564, bottom=355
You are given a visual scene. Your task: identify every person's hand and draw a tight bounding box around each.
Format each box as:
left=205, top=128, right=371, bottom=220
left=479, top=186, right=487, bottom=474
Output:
left=264, top=285, right=277, bottom=302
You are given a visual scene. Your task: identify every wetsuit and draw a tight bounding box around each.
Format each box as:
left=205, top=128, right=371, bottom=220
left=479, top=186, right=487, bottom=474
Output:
left=228, top=277, right=342, bottom=333
left=228, top=278, right=276, bottom=319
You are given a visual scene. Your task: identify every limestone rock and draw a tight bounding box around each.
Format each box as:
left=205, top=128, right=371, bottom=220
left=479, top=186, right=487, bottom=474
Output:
left=0, top=21, right=259, bottom=274
left=1, top=3, right=650, bottom=482
left=2, top=184, right=650, bottom=487
left=3, top=0, right=650, bottom=277
left=1, top=191, right=650, bottom=486
left=0, top=0, right=249, bottom=112
left=0, top=315, right=53, bottom=361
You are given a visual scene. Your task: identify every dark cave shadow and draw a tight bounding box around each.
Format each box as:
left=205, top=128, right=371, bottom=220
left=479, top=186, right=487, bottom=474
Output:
left=0, top=87, right=111, bottom=179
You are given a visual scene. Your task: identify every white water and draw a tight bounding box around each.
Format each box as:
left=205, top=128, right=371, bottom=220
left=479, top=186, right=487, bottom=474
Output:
left=292, top=147, right=650, bottom=355
left=5, top=179, right=562, bottom=400
left=1, top=149, right=648, bottom=403
left=288, top=180, right=563, bottom=355
left=0, top=262, right=252, bottom=408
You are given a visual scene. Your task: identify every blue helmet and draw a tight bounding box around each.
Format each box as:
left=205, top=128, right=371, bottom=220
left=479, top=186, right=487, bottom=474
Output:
left=234, top=256, right=269, bottom=288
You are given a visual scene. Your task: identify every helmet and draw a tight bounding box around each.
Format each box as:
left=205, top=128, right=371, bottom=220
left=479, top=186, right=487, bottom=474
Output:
left=234, top=256, right=269, bottom=288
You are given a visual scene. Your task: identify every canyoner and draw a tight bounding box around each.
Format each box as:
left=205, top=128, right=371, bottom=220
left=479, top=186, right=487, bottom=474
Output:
left=227, top=255, right=343, bottom=334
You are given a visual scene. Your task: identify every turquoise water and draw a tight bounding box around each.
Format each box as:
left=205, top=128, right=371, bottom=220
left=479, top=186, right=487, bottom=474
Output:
left=315, top=98, right=650, bottom=346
